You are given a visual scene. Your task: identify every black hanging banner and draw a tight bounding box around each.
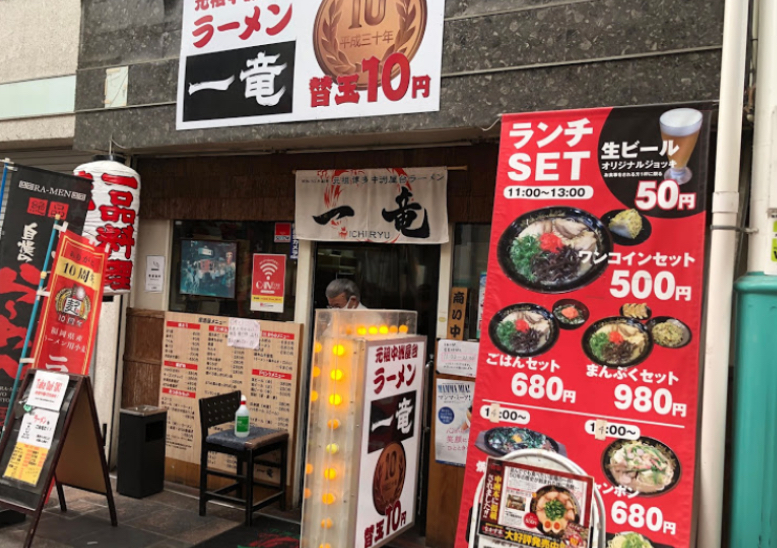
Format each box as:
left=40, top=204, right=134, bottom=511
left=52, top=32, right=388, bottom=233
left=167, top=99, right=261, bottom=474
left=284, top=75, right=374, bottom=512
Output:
left=0, top=165, right=92, bottom=422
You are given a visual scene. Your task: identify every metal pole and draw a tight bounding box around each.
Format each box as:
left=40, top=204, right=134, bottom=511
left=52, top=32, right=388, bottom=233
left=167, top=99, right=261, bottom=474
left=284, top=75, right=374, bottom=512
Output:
left=2, top=217, right=62, bottom=430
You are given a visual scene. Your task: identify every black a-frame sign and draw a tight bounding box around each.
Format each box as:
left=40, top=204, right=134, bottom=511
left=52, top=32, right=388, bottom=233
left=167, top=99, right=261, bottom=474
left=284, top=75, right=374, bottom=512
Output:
left=0, top=371, right=117, bottom=547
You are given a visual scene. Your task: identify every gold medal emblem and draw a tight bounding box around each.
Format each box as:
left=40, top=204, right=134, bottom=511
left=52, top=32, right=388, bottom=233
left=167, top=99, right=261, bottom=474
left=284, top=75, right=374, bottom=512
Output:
left=314, top=0, right=428, bottom=88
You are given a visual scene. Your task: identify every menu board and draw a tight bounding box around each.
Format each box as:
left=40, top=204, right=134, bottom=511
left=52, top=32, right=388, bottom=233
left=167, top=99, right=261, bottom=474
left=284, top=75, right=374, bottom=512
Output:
left=456, top=105, right=712, bottom=548
left=160, top=312, right=302, bottom=480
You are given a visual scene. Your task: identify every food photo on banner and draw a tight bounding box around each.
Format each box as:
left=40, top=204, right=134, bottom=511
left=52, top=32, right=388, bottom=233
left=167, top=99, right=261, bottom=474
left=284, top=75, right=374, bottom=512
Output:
left=32, top=232, right=107, bottom=375
left=0, top=165, right=92, bottom=421
left=176, top=0, right=444, bottom=129
left=455, top=105, right=713, bottom=548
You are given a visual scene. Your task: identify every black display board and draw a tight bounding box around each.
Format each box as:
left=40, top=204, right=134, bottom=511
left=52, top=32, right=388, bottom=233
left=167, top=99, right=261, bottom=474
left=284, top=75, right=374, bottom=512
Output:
left=0, top=371, right=116, bottom=547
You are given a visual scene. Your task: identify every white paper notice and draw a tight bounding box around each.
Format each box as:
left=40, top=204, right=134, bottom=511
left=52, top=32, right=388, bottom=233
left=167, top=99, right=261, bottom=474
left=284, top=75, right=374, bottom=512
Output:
left=145, top=255, right=165, bottom=293
left=27, top=371, right=69, bottom=411
left=436, top=340, right=479, bottom=377
left=227, top=318, right=261, bottom=350
left=18, top=408, right=59, bottom=449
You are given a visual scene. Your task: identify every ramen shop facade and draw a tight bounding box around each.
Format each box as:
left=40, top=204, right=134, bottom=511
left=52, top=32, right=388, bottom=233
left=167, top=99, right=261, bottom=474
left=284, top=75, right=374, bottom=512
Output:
left=72, top=0, right=726, bottom=546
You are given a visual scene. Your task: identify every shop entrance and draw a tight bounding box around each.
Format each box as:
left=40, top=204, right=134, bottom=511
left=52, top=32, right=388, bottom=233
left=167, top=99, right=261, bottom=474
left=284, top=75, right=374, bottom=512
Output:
left=312, top=242, right=441, bottom=536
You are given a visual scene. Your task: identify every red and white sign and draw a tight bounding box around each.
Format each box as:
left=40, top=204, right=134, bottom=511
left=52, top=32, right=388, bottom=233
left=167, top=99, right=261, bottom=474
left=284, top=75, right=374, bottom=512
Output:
left=251, top=254, right=286, bottom=313
left=32, top=232, right=107, bottom=376
left=26, top=371, right=70, bottom=412
left=75, top=159, right=141, bottom=294
left=456, top=106, right=712, bottom=548
left=274, top=222, right=292, bottom=243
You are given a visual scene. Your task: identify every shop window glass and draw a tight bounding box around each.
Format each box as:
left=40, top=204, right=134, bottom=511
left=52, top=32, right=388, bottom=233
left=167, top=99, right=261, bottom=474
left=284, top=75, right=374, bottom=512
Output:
left=452, top=224, right=490, bottom=340
left=169, top=220, right=297, bottom=321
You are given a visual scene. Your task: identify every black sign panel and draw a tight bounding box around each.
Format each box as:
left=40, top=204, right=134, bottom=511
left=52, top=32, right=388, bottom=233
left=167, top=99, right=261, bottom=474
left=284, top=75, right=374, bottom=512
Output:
left=0, top=165, right=91, bottom=421
left=368, top=391, right=417, bottom=454
left=182, top=41, right=296, bottom=123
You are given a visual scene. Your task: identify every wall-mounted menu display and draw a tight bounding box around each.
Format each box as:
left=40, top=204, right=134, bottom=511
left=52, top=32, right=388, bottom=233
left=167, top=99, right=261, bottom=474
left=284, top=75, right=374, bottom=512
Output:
left=160, top=312, right=302, bottom=487
left=456, top=105, right=713, bottom=548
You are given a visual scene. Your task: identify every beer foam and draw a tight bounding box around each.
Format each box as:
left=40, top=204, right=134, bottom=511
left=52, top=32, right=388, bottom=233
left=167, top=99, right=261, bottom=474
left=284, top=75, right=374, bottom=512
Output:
left=659, top=108, right=703, bottom=136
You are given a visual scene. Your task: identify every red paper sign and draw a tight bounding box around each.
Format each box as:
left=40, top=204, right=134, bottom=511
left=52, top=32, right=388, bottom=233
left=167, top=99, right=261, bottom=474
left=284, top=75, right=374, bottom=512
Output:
left=251, top=254, right=286, bottom=313
left=456, top=106, right=712, bottom=548
left=32, top=232, right=107, bottom=375
left=274, top=222, right=292, bottom=243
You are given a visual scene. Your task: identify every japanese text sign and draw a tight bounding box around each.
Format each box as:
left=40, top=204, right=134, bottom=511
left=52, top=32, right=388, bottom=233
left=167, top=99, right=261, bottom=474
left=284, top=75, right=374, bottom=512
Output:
left=251, top=254, right=286, bottom=312
left=32, top=232, right=107, bottom=376
left=434, top=379, right=473, bottom=467
left=177, top=0, right=443, bottom=129
left=26, top=371, right=70, bottom=412
left=0, top=165, right=91, bottom=422
left=295, top=167, right=448, bottom=244
left=356, top=337, right=425, bottom=548
left=447, top=287, right=468, bottom=340
left=75, top=159, right=141, bottom=294
left=227, top=317, right=261, bottom=349
left=436, top=339, right=479, bottom=377
left=455, top=106, right=712, bottom=548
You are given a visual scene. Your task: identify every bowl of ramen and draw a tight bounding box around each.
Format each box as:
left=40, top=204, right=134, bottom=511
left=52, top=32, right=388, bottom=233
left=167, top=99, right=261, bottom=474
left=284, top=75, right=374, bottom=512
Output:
left=647, top=317, right=692, bottom=349
left=497, top=207, right=613, bottom=293
left=483, top=427, right=560, bottom=455
left=530, top=486, right=580, bottom=537
left=606, top=532, right=665, bottom=548
left=583, top=317, right=652, bottom=368
left=602, top=437, right=680, bottom=496
left=552, top=299, right=589, bottom=329
left=489, top=304, right=559, bottom=357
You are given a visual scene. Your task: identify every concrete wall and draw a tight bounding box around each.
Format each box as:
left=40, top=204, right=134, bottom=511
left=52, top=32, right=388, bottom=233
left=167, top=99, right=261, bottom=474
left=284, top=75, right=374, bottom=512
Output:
left=131, top=219, right=173, bottom=311
left=0, top=0, right=81, bottom=147
left=74, top=0, right=725, bottom=152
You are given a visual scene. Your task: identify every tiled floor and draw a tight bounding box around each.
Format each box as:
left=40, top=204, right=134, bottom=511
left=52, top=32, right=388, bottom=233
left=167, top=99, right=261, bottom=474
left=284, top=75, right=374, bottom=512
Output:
left=0, top=479, right=298, bottom=548
left=0, top=479, right=428, bottom=548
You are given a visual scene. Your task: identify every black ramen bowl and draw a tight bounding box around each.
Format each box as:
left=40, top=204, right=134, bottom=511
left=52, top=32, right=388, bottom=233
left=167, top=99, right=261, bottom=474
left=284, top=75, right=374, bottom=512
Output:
left=602, top=437, right=681, bottom=497
left=529, top=485, right=580, bottom=537
left=601, top=209, right=653, bottom=246
left=552, top=299, right=590, bottom=330
left=497, top=206, right=613, bottom=294
left=483, top=427, right=560, bottom=456
left=582, top=316, right=653, bottom=368
left=646, top=316, right=692, bottom=349
left=489, top=303, right=559, bottom=357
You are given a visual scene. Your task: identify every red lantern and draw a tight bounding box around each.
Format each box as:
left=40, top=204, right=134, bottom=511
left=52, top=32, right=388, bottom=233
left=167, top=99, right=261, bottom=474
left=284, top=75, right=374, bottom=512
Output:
left=75, top=155, right=141, bottom=294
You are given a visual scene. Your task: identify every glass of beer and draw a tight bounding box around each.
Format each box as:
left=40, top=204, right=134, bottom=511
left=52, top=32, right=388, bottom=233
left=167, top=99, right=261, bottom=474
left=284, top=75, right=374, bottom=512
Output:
left=659, top=108, right=703, bottom=185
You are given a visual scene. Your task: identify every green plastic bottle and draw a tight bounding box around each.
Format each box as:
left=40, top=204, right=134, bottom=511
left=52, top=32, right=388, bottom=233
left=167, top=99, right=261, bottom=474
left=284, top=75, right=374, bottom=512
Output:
left=235, top=395, right=249, bottom=438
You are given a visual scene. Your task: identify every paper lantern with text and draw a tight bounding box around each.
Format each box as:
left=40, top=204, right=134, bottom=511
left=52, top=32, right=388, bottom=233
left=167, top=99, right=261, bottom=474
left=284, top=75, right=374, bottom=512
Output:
left=75, top=155, right=141, bottom=294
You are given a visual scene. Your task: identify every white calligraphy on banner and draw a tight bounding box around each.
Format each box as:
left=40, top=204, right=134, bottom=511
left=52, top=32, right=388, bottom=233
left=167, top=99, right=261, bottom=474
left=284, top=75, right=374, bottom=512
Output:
left=176, top=0, right=444, bottom=130
left=295, top=167, right=448, bottom=244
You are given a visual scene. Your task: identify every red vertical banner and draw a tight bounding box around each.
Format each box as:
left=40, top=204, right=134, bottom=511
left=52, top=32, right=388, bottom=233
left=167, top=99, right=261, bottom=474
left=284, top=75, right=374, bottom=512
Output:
left=251, top=254, right=286, bottom=313
left=456, top=106, right=712, bottom=548
left=32, top=233, right=108, bottom=375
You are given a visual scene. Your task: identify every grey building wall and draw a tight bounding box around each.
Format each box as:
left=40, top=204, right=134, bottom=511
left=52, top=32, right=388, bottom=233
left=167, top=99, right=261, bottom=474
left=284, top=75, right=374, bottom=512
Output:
left=74, top=0, right=724, bottom=153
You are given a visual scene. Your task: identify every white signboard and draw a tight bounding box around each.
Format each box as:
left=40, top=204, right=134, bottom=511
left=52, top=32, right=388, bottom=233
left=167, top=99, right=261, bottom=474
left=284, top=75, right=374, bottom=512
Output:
left=177, top=0, right=444, bottom=130
left=227, top=318, right=261, bottom=349
left=27, top=371, right=69, bottom=411
left=356, top=337, right=425, bottom=548
left=434, top=379, right=473, bottom=467
left=18, top=408, right=59, bottom=449
left=437, top=339, right=479, bottom=377
left=145, top=255, right=165, bottom=293
left=295, top=168, right=448, bottom=244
